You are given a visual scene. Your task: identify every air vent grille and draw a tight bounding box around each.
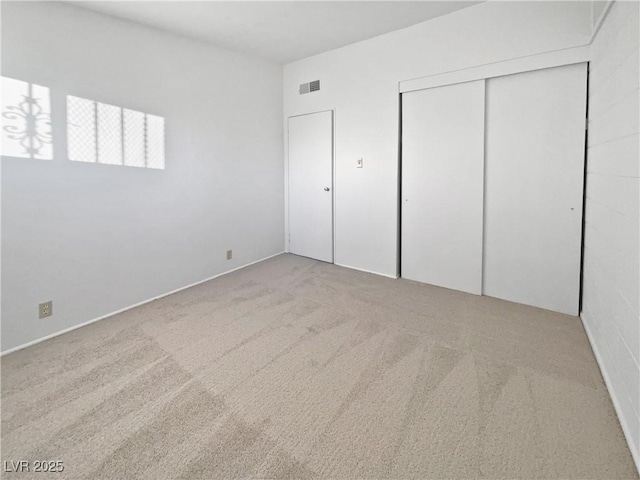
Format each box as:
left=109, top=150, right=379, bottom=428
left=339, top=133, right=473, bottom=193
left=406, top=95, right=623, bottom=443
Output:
left=299, top=80, right=320, bottom=95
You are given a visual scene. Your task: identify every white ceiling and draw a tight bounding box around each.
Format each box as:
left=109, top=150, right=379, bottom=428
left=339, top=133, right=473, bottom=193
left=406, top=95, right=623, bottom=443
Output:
left=68, top=1, right=481, bottom=64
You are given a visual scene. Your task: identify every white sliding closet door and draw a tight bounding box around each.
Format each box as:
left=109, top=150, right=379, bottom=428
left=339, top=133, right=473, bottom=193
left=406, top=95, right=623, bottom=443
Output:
left=484, top=63, right=587, bottom=315
left=402, top=80, right=485, bottom=294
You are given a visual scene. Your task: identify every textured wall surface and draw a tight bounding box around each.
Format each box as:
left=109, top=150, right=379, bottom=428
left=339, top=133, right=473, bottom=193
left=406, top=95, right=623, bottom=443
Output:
left=582, top=0, right=640, bottom=470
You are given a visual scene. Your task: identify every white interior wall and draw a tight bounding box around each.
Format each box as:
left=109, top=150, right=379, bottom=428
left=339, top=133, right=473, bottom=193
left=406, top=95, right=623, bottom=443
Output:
left=283, top=1, right=592, bottom=277
left=582, top=0, right=640, bottom=470
left=0, top=2, right=284, bottom=352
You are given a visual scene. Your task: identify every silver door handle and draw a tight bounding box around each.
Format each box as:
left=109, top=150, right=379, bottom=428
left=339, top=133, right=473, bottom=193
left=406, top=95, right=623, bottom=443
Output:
left=324, top=187, right=330, bottom=191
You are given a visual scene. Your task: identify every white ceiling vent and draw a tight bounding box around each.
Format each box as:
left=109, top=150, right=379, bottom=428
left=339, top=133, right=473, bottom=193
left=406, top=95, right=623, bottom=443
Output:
left=299, top=80, right=320, bottom=95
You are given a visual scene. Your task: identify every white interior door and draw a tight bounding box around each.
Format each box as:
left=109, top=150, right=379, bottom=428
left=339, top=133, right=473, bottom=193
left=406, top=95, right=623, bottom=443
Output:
left=288, top=111, right=333, bottom=263
left=401, top=80, right=485, bottom=294
left=484, top=63, right=587, bottom=315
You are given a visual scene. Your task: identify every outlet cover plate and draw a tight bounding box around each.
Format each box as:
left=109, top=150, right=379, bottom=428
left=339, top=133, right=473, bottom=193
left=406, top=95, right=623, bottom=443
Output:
left=226, top=250, right=233, bottom=260
left=39, top=301, right=53, bottom=319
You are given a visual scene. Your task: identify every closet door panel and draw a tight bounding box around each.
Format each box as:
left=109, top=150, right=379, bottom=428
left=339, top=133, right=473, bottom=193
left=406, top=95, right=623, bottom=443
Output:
left=401, top=80, right=485, bottom=294
left=484, top=63, right=587, bottom=315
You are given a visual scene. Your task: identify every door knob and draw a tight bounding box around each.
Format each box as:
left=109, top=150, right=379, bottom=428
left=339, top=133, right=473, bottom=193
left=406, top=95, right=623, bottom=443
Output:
left=324, top=187, right=330, bottom=191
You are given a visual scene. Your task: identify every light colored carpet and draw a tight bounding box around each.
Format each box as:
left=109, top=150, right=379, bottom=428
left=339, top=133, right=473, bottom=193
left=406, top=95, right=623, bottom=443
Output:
left=1, top=253, right=637, bottom=479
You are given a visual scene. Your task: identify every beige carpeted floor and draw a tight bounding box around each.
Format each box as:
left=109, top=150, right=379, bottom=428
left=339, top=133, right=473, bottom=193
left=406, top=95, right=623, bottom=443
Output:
left=1, top=254, right=638, bottom=479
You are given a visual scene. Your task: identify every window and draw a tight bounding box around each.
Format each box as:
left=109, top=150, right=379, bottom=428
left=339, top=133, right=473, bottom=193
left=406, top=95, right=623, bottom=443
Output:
left=1, top=76, right=53, bottom=160
left=67, top=96, right=165, bottom=169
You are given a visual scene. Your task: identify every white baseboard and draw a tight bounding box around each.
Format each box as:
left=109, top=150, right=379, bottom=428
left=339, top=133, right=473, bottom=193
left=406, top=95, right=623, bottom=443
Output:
left=1, top=251, right=285, bottom=356
left=580, top=314, right=640, bottom=475
left=334, top=262, right=398, bottom=279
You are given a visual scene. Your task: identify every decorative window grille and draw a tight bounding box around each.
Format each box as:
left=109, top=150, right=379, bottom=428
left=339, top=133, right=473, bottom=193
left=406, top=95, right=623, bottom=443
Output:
left=67, top=96, right=95, bottom=163
left=67, top=95, right=165, bottom=169
left=145, top=114, right=165, bottom=169
left=123, top=109, right=145, bottom=168
left=1, top=76, right=53, bottom=160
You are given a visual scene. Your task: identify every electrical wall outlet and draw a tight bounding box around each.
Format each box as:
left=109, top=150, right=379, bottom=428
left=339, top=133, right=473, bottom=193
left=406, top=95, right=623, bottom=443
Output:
left=356, top=158, right=363, bottom=168
left=226, top=250, right=233, bottom=260
left=39, top=301, right=53, bottom=319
